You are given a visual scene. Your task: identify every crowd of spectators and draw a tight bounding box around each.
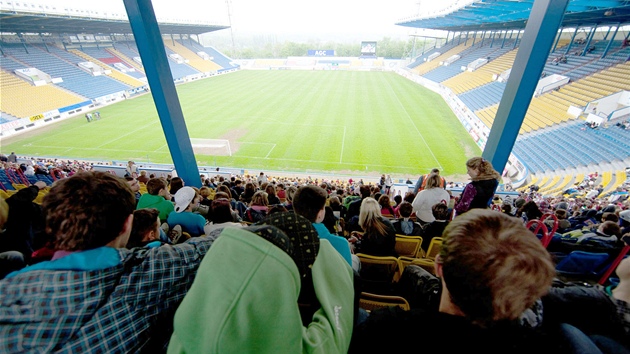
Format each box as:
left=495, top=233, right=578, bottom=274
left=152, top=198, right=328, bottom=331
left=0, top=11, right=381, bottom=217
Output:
left=0, top=153, right=629, bottom=352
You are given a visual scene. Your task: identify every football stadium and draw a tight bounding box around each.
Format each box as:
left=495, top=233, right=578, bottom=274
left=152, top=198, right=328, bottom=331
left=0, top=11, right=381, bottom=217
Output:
left=1, top=0, right=630, bottom=352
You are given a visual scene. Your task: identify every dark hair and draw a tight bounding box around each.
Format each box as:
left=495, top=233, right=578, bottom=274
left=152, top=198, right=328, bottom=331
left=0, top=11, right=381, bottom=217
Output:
left=211, top=199, right=233, bottom=224
left=217, top=185, right=233, bottom=199
left=432, top=202, right=449, bottom=220
left=169, top=177, right=184, bottom=195
left=146, top=178, right=167, bottom=195
left=398, top=201, right=413, bottom=218
left=293, top=185, right=327, bottom=222
left=128, top=208, right=160, bottom=248
left=44, top=172, right=135, bottom=251
left=359, top=185, right=371, bottom=199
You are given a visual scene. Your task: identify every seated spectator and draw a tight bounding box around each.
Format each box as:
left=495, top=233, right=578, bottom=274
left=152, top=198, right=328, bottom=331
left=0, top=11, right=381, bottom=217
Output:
left=350, top=210, right=558, bottom=352
left=0, top=172, right=216, bottom=352
left=167, top=187, right=207, bottom=237
left=169, top=177, right=185, bottom=200
left=204, top=198, right=244, bottom=234
left=422, top=202, right=450, bottom=250
left=516, top=200, right=543, bottom=222
left=244, top=191, right=269, bottom=223
left=283, top=185, right=298, bottom=210
left=137, top=170, right=149, bottom=184
left=576, top=221, right=622, bottom=245
left=293, top=185, right=353, bottom=268
left=391, top=202, right=424, bottom=236
left=378, top=194, right=396, bottom=218
left=0, top=181, right=47, bottom=265
left=124, top=176, right=141, bottom=205
left=265, top=183, right=281, bottom=205
left=127, top=208, right=162, bottom=249
left=168, top=215, right=354, bottom=353
left=541, top=244, right=630, bottom=349
left=350, top=198, right=397, bottom=257
left=276, top=183, right=286, bottom=199
left=136, top=178, right=174, bottom=223
left=0, top=198, right=25, bottom=279
left=239, top=182, right=257, bottom=204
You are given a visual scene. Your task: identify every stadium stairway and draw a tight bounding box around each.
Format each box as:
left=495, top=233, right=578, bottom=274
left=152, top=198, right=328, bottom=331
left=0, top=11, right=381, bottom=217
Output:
left=106, top=47, right=145, bottom=72
left=163, top=40, right=222, bottom=73
left=442, top=48, right=517, bottom=94
left=177, top=40, right=237, bottom=70
left=412, top=44, right=468, bottom=75
left=69, top=49, right=145, bottom=88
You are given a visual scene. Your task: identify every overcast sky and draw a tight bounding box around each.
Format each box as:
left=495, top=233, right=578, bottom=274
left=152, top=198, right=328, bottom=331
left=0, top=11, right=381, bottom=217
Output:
left=13, top=0, right=463, bottom=40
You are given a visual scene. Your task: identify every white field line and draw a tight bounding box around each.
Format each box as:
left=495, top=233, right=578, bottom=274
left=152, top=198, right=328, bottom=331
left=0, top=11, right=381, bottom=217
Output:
left=385, top=78, right=443, bottom=170
left=264, top=144, right=277, bottom=159
left=340, top=126, right=346, bottom=163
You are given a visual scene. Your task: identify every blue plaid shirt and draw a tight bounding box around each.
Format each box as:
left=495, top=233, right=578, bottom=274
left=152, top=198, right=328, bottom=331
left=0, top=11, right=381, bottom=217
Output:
left=0, top=236, right=215, bottom=353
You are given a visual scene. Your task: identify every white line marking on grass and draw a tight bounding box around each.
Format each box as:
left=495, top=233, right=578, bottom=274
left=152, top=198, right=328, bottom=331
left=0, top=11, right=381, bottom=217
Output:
left=28, top=144, right=156, bottom=154
left=264, top=144, right=276, bottom=159
left=153, top=144, right=167, bottom=152
left=340, top=126, right=346, bottom=163
left=95, top=120, right=160, bottom=149
left=237, top=155, right=415, bottom=171
left=384, top=78, right=443, bottom=170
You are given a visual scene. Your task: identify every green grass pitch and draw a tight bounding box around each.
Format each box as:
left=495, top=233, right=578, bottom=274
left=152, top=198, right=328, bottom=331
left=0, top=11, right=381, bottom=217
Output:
left=2, top=70, right=481, bottom=177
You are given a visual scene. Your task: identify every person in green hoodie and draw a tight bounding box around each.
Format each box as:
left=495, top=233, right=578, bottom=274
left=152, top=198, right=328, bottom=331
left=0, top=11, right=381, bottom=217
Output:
left=137, top=177, right=174, bottom=223
left=168, top=213, right=355, bottom=354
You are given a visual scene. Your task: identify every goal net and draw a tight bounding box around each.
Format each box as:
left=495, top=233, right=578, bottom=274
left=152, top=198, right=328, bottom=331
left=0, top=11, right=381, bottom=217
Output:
left=190, top=138, right=232, bottom=156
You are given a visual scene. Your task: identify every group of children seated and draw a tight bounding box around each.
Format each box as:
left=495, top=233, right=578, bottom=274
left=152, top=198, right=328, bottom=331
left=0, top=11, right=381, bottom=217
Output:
left=0, top=164, right=629, bottom=352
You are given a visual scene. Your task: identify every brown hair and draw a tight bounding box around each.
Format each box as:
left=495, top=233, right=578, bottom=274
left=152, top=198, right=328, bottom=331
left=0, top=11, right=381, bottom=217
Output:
left=440, top=209, right=555, bottom=327
left=146, top=177, right=167, bottom=195
left=599, top=221, right=621, bottom=237
left=432, top=202, right=449, bottom=221
left=44, top=172, right=135, bottom=251
left=425, top=174, right=442, bottom=189
left=293, top=185, right=327, bottom=222
left=128, top=208, right=160, bottom=248
left=398, top=201, right=413, bottom=218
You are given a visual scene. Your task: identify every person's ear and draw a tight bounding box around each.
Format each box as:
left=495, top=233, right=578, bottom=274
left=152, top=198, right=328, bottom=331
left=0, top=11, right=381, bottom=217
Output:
left=315, top=208, right=326, bottom=223
left=434, top=254, right=444, bottom=277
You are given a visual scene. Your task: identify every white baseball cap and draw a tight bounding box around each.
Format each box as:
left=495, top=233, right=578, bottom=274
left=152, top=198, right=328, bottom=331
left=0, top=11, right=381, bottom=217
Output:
left=174, top=187, right=196, bottom=213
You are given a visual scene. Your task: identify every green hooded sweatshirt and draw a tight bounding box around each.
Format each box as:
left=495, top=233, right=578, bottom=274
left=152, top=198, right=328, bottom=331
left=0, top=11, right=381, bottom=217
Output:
left=168, top=227, right=354, bottom=353
left=136, top=193, right=174, bottom=222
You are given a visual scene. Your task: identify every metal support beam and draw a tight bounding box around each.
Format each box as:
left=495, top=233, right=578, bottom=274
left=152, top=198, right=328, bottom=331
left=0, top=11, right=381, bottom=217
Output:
left=551, top=27, right=563, bottom=52
left=513, top=30, right=520, bottom=49
left=502, top=30, right=508, bottom=48
left=564, top=26, right=579, bottom=55
left=123, top=0, right=201, bottom=188
left=483, top=0, right=569, bottom=175
left=602, top=24, right=620, bottom=59
left=582, top=25, right=597, bottom=56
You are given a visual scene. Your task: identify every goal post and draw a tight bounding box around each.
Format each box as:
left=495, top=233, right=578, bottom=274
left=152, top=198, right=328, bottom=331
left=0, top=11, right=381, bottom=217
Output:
left=190, top=138, right=232, bottom=156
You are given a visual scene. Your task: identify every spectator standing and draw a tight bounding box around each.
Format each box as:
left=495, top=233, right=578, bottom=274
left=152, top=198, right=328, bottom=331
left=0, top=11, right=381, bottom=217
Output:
left=454, top=157, right=500, bottom=216
left=412, top=174, right=451, bottom=224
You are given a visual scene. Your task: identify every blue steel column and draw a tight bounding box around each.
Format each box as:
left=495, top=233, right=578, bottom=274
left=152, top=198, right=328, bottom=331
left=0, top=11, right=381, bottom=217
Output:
left=564, top=26, right=579, bottom=54
left=482, top=0, right=569, bottom=174
left=581, top=26, right=596, bottom=56
left=551, top=27, right=563, bottom=52
left=602, top=25, right=619, bottom=59
left=123, top=0, right=201, bottom=188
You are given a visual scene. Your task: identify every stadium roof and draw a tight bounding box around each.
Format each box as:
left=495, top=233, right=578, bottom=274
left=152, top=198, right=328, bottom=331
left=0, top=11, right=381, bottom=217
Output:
left=0, top=10, right=229, bottom=35
left=397, top=0, right=630, bottom=32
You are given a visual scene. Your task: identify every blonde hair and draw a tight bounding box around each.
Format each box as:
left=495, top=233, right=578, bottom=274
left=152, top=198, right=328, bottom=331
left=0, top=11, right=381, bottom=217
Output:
left=466, top=157, right=501, bottom=181
left=359, top=198, right=389, bottom=238
left=0, top=198, right=8, bottom=229
left=250, top=191, right=269, bottom=207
